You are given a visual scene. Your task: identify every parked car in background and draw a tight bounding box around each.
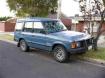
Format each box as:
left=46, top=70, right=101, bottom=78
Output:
left=14, top=17, right=92, bottom=62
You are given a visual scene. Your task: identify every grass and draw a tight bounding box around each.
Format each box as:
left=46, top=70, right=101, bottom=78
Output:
left=0, top=34, right=14, bottom=41
left=0, top=34, right=105, bottom=60
left=76, top=48, right=105, bottom=60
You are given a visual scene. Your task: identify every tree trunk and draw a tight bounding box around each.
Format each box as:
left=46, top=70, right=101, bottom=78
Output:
left=93, top=33, right=100, bottom=51
left=93, top=13, right=104, bottom=51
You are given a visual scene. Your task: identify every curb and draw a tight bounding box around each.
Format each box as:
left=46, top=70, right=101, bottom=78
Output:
left=0, top=39, right=17, bottom=44
left=79, top=57, right=105, bottom=66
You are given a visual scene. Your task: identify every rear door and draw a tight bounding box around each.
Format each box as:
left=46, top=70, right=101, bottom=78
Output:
left=29, top=22, right=49, bottom=50
left=21, top=21, right=34, bottom=46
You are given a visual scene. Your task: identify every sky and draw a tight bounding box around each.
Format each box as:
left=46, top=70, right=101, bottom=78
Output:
left=0, top=0, right=15, bottom=17
left=0, top=0, right=80, bottom=17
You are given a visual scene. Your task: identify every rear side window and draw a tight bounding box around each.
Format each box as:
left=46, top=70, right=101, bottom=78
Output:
left=23, top=22, right=33, bottom=32
left=15, top=22, right=24, bottom=31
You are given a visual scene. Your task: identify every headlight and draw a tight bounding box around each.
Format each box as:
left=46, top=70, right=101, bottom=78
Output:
left=71, top=41, right=77, bottom=48
left=77, top=42, right=80, bottom=47
left=71, top=41, right=80, bottom=48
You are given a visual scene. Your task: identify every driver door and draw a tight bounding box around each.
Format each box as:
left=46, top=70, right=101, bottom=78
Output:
left=30, top=22, right=49, bottom=50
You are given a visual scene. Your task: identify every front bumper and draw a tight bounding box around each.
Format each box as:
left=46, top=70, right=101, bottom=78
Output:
left=67, top=38, right=93, bottom=54
left=67, top=47, right=87, bottom=54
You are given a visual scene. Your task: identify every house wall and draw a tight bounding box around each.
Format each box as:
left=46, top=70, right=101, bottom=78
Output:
left=61, top=18, right=72, bottom=30
left=75, top=21, right=105, bottom=33
left=0, top=22, right=5, bottom=32
left=76, top=21, right=84, bottom=32
left=5, top=22, right=15, bottom=32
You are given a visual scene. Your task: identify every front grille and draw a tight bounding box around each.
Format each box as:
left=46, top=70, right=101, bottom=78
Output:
left=79, top=39, right=92, bottom=48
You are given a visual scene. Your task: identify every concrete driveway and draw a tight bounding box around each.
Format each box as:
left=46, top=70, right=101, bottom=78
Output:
left=0, top=40, right=105, bottom=78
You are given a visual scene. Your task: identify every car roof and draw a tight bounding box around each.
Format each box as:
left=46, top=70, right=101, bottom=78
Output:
left=17, top=17, right=58, bottom=23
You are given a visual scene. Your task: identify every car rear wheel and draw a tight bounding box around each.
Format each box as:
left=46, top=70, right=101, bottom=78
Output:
left=53, top=45, right=69, bottom=63
left=19, top=39, right=29, bottom=52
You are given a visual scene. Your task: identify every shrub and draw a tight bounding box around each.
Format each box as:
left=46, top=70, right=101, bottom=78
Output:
left=0, top=17, right=11, bottom=21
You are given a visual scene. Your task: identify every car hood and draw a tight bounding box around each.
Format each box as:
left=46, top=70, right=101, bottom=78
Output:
left=49, top=31, right=91, bottom=42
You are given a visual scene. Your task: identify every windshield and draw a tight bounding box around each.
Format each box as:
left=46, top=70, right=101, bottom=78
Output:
left=43, top=21, right=67, bottom=33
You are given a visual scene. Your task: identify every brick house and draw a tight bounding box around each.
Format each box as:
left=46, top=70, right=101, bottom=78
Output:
left=0, top=18, right=16, bottom=32
left=71, top=16, right=105, bottom=34
left=61, top=18, right=72, bottom=30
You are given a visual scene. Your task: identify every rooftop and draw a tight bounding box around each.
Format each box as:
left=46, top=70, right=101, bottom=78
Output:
left=69, top=16, right=104, bottom=21
left=17, top=17, right=58, bottom=22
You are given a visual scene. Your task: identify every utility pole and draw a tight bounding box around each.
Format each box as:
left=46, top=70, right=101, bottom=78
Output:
left=57, top=0, right=62, bottom=19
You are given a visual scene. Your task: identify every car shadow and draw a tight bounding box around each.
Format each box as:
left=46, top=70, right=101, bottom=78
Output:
left=28, top=48, right=80, bottom=63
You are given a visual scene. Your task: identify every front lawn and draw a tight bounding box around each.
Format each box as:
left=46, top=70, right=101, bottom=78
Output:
left=76, top=48, right=105, bottom=60
left=0, top=34, right=14, bottom=41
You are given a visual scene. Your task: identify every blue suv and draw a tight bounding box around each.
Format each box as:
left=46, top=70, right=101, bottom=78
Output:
left=14, top=17, right=92, bottom=62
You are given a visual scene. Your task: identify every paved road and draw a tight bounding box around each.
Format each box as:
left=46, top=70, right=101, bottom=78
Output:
left=0, top=40, right=105, bottom=78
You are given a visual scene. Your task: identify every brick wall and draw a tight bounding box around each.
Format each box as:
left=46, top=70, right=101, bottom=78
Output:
left=61, top=18, right=72, bottom=30
left=76, top=21, right=84, bottom=32
left=0, top=21, right=15, bottom=32
left=5, top=22, right=15, bottom=32
left=0, top=22, right=5, bottom=32
left=75, top=21, right=105, bottom=33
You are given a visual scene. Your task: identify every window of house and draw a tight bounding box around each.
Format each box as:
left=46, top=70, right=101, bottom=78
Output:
left=23, top=22, right=33, bottom=32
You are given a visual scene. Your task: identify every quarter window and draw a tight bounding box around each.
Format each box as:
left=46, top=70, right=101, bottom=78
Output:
left=15, top=22, right=24, bottom=31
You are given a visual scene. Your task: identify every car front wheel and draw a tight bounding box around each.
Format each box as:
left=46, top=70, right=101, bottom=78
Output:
left=53, top=45, right=69, bottom=63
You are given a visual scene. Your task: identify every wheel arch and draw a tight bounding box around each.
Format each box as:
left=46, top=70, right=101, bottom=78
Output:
left=52, top=43, right=67, bottom=52
left=17, top=38, right=24, bottom=47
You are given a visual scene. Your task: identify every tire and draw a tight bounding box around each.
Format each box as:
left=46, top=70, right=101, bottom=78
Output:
left=19, top=39, right=29, bottom=52
left=53, top=45, right=69, bottom=63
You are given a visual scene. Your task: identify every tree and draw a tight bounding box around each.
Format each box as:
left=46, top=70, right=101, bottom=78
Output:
left=93, top=0, right=105, bottom=50
left=7, top=0, right=57, bottom=17
left=75, top=0, right=105, bottom=50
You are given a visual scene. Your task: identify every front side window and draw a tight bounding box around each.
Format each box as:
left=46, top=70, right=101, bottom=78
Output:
left=43, top=21, right=67, bottom=33
left=34, top=22, right=43, bottom=29
left=23, top=22, right=33, bottom=32
left=33, top=22, right=44, bottom=33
